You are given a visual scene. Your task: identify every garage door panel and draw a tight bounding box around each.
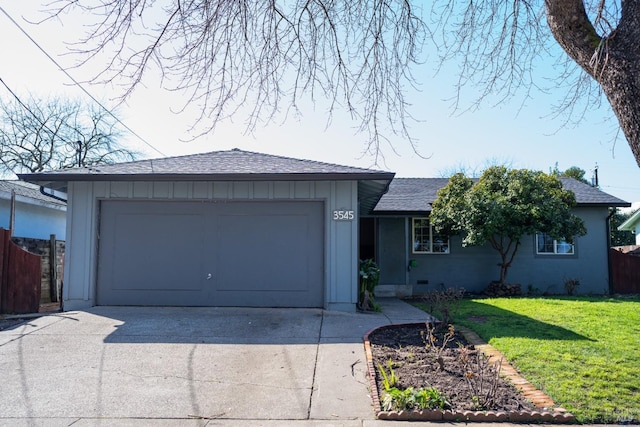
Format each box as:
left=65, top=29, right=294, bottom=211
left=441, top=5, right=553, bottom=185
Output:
left=98, top=203, right=208, bottom=305
left=97, top=200, right=324, bottom=307
left=111, top=213, right=205, bottom=291
left=213, top=202, right=323, bottom=307
left=216, top=213, right=313, bottom=291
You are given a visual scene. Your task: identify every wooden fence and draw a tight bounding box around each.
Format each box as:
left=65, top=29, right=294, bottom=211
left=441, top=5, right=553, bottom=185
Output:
left=0, top=228, right=42, bottom=314
left=11, top=235, right=64, bottom=304
left=610, top=248, right=640, bottom=294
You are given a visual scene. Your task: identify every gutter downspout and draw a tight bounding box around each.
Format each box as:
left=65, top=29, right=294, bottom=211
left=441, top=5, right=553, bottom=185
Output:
left=39, top=186, right=67, bottom=203
left=606, top=209, right=616, bottom=294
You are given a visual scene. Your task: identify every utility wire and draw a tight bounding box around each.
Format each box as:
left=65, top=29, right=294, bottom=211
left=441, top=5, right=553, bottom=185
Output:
left=0, top=77, right=43, bottom=126
left=1, top=75, right=92, bottom=170
left=0, top=5, right=166, bottom=157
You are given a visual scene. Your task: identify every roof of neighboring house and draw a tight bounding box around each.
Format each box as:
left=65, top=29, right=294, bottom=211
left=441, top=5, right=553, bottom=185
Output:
left=618, top=208, right=640, bottom=231
left=0, top=180, right=66, bottom=209
left=373, top=177, right=630, bottom=214
left=18, top=149, right=395, bottom=214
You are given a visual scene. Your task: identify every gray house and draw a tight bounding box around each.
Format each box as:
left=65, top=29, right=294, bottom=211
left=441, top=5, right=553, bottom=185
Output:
left=19, top=149, right=394, bottom=311
left=369, top=177, right=630, bottom=296
left=19, top=149, right=629, bottom=311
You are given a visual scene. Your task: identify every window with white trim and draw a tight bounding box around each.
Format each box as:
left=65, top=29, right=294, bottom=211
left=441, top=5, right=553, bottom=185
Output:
left=412, top=218, right=450, bottom=254
left=536, top=233, right=575, bottom=255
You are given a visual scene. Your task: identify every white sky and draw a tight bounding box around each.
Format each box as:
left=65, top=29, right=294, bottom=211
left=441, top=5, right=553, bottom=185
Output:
left=1, top=1, right=639, bottom=204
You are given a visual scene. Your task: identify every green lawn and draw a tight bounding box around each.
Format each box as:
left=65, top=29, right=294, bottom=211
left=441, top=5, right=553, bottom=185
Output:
left=414, top=296, right=640, bottom=424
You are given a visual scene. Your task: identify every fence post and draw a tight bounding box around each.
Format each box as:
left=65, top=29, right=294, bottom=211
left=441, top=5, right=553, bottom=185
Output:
left=50, top=234, right=59, bottom=303
left=0, top=229, right=6, bottom=312
left=9, top=191, right=16, bottom=237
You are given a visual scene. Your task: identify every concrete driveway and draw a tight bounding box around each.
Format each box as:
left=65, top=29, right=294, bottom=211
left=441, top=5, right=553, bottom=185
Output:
left=0, top=298, right=431, bottom=426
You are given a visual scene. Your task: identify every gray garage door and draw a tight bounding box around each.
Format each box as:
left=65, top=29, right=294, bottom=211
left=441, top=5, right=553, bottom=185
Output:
left=97, top=200, right=324, bottom=307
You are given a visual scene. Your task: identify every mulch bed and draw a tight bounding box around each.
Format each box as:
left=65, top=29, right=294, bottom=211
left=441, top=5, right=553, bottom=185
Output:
left=364, top=323, right=576, bottom=423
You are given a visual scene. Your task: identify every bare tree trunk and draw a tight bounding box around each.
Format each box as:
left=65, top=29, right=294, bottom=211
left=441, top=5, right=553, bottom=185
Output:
left=499, top=256, right=508, bottom=285
left=546, top=0, right=640, bottom=166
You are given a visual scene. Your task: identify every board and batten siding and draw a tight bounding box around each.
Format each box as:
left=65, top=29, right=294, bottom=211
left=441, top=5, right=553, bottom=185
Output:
left=62, top=180, right=359, bottom=311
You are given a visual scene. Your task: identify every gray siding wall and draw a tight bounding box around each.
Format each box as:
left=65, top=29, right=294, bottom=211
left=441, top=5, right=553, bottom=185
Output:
left=63, top=180, right=359, bottom=311
left=377, top=206, right=611, bottom=295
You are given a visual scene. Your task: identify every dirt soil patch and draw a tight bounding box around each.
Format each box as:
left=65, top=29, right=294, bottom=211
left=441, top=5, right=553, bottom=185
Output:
left=367, top=323, right=535, bottom=413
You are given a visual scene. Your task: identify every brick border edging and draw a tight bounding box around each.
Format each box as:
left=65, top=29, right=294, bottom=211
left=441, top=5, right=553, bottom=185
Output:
left=363, top=323, right=576, bottom=423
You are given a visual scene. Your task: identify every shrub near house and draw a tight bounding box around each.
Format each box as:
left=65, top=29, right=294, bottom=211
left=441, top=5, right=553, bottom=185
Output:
left=430, top=167, right=586, bottom=286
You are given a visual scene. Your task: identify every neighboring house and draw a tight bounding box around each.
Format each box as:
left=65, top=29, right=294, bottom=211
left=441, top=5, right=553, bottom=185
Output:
left=369, top=178, right=629, bottom=296
left=618, top=208, right=640, bottom=245
left=19, top=149, right=629, bottom=311
left=0, top=180, right=66, bottom=240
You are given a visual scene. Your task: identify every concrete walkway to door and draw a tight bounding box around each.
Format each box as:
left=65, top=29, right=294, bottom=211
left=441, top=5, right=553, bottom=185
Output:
left=0, top=298, right=434, bottom=426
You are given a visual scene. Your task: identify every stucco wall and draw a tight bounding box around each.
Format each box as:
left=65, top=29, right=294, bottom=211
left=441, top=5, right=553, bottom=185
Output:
left=0, top=198, right=66, bottom=240
left=376, top=206, right=612, bottom=295
left=63, top=180, right=359, bottom=311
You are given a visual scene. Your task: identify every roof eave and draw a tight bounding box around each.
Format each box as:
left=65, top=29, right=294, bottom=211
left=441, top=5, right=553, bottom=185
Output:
left=576, top=202, right=631, bottom=208
left=19, top=172, right=394, bottom=182
left=371, top=210, right=431, bottom=216
left=18, top=172, right=395, bottom=193
left=619, top=208, right=640, bottom=231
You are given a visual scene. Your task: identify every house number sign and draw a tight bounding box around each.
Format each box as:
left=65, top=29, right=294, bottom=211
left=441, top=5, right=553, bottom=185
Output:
left=333, top=210, right=355, bottom=221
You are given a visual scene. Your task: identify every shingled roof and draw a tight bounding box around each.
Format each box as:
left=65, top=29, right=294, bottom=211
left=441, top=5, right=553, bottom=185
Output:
left=18, top=149, right=392, bottom=181
left=0, top=180, right=66, bottom=208
left=373, top=177, right=630, bottom=214
left=18, top=149, right=395, bottom=214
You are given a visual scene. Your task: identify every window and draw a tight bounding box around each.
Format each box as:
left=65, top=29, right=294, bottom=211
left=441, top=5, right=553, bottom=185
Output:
left=536, top=233, right=575, bottom=255
left=412, top=218, right=449, bottom=254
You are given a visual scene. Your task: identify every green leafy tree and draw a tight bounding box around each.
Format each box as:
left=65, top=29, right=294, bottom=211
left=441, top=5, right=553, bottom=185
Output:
left=562, top=167, right=591, bottom=185
left=550, top=164, right=591, bottom=185
left=611, top=208, right=637, bottom=246
left=430, top=167, right=587, bottom=284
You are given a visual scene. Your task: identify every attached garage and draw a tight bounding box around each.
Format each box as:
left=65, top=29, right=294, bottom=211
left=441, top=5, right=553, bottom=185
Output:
left=20, top=149, right=393, bottom=311
left=97, top=199, right=324, bottom=307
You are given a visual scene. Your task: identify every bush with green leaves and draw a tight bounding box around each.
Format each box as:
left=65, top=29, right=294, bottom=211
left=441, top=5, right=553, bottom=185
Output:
left=358, top=258, right=380, bottom=311
left=378, top=360, right=450, bottom=411
left=380, top=386, right=450, bottom=411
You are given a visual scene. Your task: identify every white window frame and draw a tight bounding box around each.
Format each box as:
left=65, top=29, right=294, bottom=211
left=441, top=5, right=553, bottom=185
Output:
left=412, top=218, right=450, bottom=254
left=536, top=233, right=575, bottom=255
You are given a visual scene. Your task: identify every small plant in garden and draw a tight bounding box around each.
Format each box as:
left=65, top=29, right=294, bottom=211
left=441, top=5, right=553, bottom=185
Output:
left=381, top=386, right=450, bottom=412
left=564, top=278, right=580, bottom=295
left=377, top=360, right=398, bottom=391
left=378, top=358, right=450, bottom=411
left=358, top=258, right=380, bottom=311
left=456, top=345, right=503, bottom=410
left=421, top=323, right=456, bottom=371
left=421, top=287, right=465, bottom=328
left=414, top=387, right=450, bottom=410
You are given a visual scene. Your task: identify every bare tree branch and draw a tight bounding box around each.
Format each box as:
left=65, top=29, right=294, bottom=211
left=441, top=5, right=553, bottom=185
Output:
left=0, top=94, right=138, bottom=175
left=41, top=0, right=426, bottom=164
left=38, top=0, right=640, bottom=167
